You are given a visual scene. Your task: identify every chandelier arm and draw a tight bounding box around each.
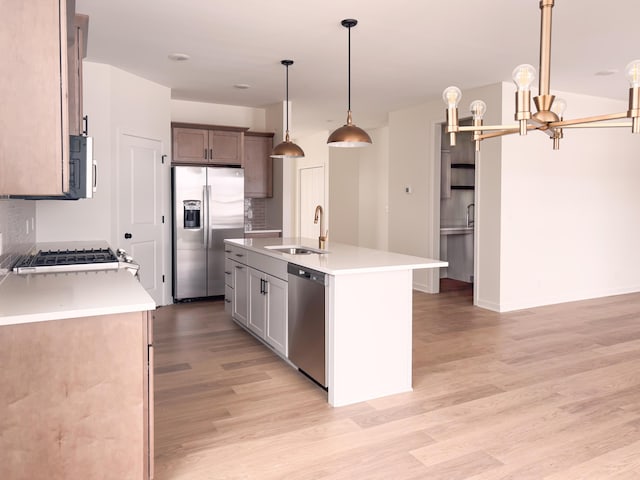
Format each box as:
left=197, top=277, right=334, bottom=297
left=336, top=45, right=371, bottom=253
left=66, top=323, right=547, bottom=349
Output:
left=477, top=128, right=521, bottom=141
left=458, top=124, right=524, bottom=132
left=549, top=112, right=628, bottom=128
left=560, top=122, right=633, bottom=129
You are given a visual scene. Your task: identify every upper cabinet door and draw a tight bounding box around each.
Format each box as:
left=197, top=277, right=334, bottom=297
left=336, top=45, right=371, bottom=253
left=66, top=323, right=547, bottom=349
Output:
left=68, top=14, right=89, bottom=136
left=172, top=128, right=209, bottom=164
left=209, top=130, right=243, bottom=165
left=0, top=0, right=71, bottom=195
left=171, top=126, right=244, bottom=166
left=244, top=134, right=273, bottom=198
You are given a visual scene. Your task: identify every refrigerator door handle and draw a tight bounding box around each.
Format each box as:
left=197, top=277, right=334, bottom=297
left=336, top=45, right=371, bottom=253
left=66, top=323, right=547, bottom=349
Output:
left=202, top=185, right=208, bottom=247
left=205, top=185, right=212, bottom=248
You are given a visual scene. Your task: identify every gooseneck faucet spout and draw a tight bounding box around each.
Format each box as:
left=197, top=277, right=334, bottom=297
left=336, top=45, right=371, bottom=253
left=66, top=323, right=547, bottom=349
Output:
left=314, top=205, right=327, bottom=249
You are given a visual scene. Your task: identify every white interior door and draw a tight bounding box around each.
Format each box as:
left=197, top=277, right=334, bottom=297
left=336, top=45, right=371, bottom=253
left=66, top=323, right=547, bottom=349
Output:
left=298, top=166, right=325, bottom=239
left=118, top=133, right=164, bottom=304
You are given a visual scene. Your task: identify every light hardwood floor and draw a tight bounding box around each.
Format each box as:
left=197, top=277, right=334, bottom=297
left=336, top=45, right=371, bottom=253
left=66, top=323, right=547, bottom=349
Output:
left=153, top=286, right=640, bottom=479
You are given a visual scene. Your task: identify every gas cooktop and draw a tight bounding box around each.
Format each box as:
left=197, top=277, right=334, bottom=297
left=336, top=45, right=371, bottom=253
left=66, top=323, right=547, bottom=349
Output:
left=13, top=247, right=120, bottom=274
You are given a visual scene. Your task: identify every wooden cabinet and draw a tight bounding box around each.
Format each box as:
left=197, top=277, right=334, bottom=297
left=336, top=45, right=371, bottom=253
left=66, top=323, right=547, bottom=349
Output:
left=244, top=132, right=274, bottom=198
left=232, top=261, right=249, bottom=325
left=248, top=267, right=267, bottom=336
left=0, top=0, right=87, bottom=196
left=0, top=311, right=154, bottom=480
left=172, top=123, right=245, bottom=165
left=68, top=13, right=89, bottom=136
left=247, top=267, right=288, bottom=355
left=264, top=274, right=287, bottom=355
left=224, top=243, right=288, bottom=357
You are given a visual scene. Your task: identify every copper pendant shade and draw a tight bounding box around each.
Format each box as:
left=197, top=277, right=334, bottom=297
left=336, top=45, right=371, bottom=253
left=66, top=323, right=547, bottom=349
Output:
left=327, top=19, right=372, bottom=147
left=271, top=59, right=305, bottom=158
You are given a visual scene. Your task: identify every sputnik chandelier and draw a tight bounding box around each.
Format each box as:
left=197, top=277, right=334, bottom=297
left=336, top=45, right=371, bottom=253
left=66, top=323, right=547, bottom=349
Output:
left=443, top=0, right=640, bottom=151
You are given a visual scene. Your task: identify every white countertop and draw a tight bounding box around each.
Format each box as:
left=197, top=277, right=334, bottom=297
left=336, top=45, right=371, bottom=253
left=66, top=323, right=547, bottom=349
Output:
left=0, top=268, right=155, bottom=327
left=225, top=237, right=447, bottom=275
left=244, top=229, right=282, bottom=234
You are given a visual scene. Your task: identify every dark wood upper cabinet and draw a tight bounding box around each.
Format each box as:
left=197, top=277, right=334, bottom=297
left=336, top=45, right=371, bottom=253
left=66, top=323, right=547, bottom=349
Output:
left=244, top=132, right=274, bottom=198
left=171, top=123, right=246, bottom=165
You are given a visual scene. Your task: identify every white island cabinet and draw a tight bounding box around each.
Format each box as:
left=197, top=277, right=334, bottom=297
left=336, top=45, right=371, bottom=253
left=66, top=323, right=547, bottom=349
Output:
left=225, top=237, right=447, bottom=407
left=224, top=243, right=288, bottom=357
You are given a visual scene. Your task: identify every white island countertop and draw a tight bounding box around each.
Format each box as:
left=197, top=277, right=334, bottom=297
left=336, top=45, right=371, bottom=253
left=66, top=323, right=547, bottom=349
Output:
left=0, top=269, right=156, bottom=327
left=225, top=237, right=447, bottom=275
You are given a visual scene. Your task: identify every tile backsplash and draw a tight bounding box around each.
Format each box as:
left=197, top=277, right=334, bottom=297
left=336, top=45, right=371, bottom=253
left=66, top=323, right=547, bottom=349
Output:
left=244, top=198, right=266, bottom=231
left=0, top=199, right=36, bottom=279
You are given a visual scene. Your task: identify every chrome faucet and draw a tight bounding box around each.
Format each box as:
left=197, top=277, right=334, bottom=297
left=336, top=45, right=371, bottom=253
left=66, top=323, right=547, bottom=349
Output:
left=314, top=205, right=327, bottom=249
left=466, top=203, right=475, bottom=227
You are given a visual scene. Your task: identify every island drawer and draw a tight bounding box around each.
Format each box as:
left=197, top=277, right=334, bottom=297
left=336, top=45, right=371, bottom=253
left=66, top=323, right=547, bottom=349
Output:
left=249, top=251, right=287, bottom=281
left=225, top=244, right=249, bottom=264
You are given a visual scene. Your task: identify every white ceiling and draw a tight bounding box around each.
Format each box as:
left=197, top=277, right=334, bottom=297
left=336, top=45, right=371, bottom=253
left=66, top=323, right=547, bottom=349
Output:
left=76, top=0, right=640, bottom=137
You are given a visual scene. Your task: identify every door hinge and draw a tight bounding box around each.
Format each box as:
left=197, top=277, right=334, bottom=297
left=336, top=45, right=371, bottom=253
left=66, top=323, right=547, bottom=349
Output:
left=162, top=275, right=165, bottom=283
left=161, top=154, right=167, bottom=164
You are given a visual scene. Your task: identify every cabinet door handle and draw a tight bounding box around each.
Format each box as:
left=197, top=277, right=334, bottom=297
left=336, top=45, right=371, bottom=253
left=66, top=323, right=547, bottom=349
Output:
left=263, top=279, right=268, bottom=295
left=224, top=271, right=231, bottom=275
left=224, top=298, right=231, bottom=304
left=82, top=115, right=89, bottom=136
left=124, top=232, right=132, bottom=239
left=210, top=148, right=213, bottom=160
left=235, top=265, right=244, bottom=270
left=204, top=148, right=208, bottom=160
left=235, top=253, right=244, bottom=258
left=224, top=249, right=231, bottom=253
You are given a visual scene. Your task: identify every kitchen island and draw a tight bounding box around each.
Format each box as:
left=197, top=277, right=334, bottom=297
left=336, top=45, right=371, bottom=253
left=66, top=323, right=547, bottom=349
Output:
left=225, top=237, right=447, bottom=407
left=0, top=263, right=155, bottom=479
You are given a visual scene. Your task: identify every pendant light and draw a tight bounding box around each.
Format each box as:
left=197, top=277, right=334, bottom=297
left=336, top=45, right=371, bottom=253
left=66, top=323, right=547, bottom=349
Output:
left=271, top=59, right=305, bottom=158
left=327, top=19, right=372, bottom=147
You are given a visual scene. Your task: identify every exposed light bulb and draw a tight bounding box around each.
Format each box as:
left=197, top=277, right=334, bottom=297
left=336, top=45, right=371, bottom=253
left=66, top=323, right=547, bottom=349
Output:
left=625, top=60, right=640, bottom=88
left=470, top=100, right=487, bottom=120
left=551, top=98, right=567, bottom=118
left=442, top=86, right=462, bottom=108
left=512, top=64, right=536, bottom=91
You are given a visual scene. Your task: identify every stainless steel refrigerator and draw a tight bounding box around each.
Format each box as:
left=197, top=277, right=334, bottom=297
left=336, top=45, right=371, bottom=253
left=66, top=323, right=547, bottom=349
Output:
left=172, top=166, right=244, bottom=300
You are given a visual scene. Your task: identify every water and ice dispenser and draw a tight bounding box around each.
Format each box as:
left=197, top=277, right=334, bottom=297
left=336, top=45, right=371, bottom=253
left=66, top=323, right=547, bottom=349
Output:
left=183, top=200, right=201, bottom=229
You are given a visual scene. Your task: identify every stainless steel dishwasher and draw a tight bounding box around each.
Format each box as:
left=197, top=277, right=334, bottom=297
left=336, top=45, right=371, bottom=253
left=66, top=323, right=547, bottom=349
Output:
left=287, top=263, right=328, bottom=388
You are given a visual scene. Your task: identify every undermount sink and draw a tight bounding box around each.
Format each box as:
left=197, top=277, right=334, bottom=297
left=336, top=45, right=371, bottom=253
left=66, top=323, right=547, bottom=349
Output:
left=265, top=245, right=328, bottom=255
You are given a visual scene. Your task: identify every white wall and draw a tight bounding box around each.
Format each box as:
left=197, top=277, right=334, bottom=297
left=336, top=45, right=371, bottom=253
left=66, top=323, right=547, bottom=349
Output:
left=171, top=99, right=266, bottom=131
left=37, top=63, right=114, bottom=244
left=498, top=87, right=640, bottom=311
left=295, top=130, right=330, bottom=238
left=36, top=62, right=173, bottom=304
left=359, top=127, right=389, bottom=250
left=471, top=83, right=504, bottom=311
left=325, top=127, right=389, bottom=249
left=329, top=148, right=359, bottom=245
left=388, top=101, right=441, bottom=292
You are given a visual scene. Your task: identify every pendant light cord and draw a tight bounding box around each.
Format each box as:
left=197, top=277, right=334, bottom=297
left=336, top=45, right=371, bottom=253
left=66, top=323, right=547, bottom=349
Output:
left=285, top=63, right=290, bottom=132
left=347, top=24, right=351, bottom=112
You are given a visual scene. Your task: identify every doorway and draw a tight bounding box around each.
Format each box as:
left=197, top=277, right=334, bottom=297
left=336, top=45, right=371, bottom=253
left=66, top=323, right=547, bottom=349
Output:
left=298, top=166, right=325, bottom=238
left=118, top=133, right=166, bottom=305
left=439, top=119, right=475, bottom=295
